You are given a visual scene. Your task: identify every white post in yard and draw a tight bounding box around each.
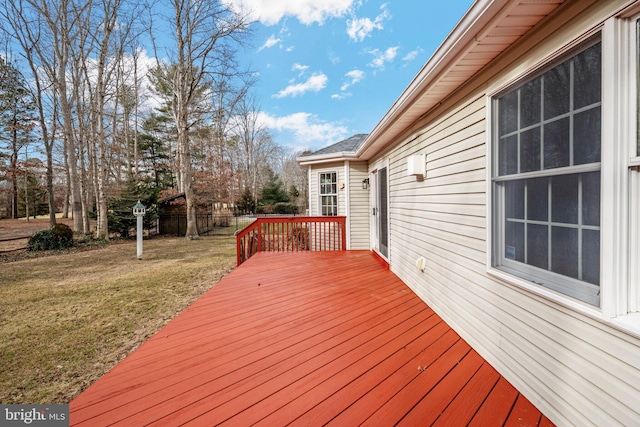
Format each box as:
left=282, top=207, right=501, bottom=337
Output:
left=132, top=200, right=146, bottom=260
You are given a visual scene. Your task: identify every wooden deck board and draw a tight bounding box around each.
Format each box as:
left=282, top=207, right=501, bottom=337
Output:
left=70, top=251, right=554, bottom=426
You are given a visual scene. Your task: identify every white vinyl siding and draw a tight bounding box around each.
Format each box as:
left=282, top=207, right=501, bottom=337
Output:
left=370, top=1, right=640, bottom=425
left=308, top=164, right=346, bottom=217
left=348, top=162, right=370, bottom=250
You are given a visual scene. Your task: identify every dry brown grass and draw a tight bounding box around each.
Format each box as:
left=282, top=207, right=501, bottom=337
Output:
left=0, top=235, right=236, bottom=404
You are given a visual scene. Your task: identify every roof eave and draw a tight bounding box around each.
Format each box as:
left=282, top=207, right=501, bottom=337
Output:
left=297, top=152, right=360, bottom=166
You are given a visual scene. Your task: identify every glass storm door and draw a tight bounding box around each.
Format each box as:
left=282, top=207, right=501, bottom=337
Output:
left=371, top=167, right=389, bottom=258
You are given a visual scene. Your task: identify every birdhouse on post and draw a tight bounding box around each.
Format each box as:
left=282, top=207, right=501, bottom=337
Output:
left=133, top=200, right=146, bottom=217
left=132, top=200, right=146, bottom=259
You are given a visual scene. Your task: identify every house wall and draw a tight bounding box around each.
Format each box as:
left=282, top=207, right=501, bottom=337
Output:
left=308, top=161, right=370, bottom=249
left=347, top=162, right=370, bottom=250
left=372, top=1, right=640, bottom=425
left=308, top=162, right=346, bottom=217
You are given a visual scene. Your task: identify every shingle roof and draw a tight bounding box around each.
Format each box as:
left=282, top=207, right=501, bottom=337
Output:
left=303, top=134, right=368, bottom=157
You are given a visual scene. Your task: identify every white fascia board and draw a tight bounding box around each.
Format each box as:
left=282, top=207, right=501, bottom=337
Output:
left=297, top=152, right=360, bottom=166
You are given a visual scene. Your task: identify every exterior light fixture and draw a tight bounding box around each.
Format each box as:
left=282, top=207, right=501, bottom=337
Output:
left=362, top=178, right=369, bottom=190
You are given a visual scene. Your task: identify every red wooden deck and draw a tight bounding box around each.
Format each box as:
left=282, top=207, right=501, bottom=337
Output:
left=70, top=251, right=554, bottom=426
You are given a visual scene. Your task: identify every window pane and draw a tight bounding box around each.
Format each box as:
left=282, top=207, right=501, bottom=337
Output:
left=493, top=40, right=601, bottom=306
left=582, top=229, right=600, bottom=285
left=320, top=173, right=337, bottom=195
left=506, top=221, right=524, bottom=262
left=521, top=127, right=541, bottom=173
left=544, top=62, right=571, bottom=119
left=506, top=180, right=524, bottom=219
left=552, top=174, right=579, bottom=224
left=321, top=195, right=337, bottom=216
left=574, top=108, right=601, bottom=165
left=499, top=135, right=518, bottom=175
left=573, top=43, right=601, bottom=109
left=551, top=226, right=578, bottom=279
left=544, top=118, right=570, bottom=169
left=527, top=223, right=549, bottom=270
left=520, top=78, right=541, bottom=128
left=527, top=177, right=548, bottom=221
left=582, top=172, right=600, bottom=226
left=499, top=91, right=518, bottom=135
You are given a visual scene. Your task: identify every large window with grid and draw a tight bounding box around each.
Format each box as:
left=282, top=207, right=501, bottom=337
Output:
left=319, top=172, right=338, bottom=216
left=492, top=39, right=602, bottom=306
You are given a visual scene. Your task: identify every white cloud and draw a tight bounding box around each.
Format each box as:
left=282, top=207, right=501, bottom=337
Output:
left=368, top=46, right=399, bottom=70
left=224, top=0, right=355, bottom=25
left=346, top=4, right=390, bottom=42
left=340, top=69, right=364, bottom=91
left=402, top=49, right=422, bottom=62
left=258, top=34, right=282, bottom=51
left=293, top=63, right=309, bottom=76
left=274, top=73, right=328, bottom=98
left=258, top=111, right=349, bottom=148
left=331, top=92, right=351, bottom=100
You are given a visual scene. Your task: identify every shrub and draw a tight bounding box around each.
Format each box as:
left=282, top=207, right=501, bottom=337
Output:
left=50, top=223, right=74, bottom=246
left=28, top=224, right=75, bottom=251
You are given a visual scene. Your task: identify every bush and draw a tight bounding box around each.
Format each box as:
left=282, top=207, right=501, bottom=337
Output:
left=51, top=223, right=74, bottom=245
left=28, top=224, right=75, bottom=251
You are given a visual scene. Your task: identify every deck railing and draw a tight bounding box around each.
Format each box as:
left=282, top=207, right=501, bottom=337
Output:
left=236, top=216, right=347, bottom=266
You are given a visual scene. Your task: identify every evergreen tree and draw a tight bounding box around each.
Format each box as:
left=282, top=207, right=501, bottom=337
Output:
left=235, top=187, right=256, bottom=215
left=259, top=168, right=289, bottom=206
left=0, top=57, right=37, bottom=219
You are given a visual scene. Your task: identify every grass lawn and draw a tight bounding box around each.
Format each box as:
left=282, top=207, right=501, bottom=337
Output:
left=0, top=235, right=237, bottom=404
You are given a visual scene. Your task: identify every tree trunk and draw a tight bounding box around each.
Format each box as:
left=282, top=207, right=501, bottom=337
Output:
left=178, top=116, right=199, bottom=240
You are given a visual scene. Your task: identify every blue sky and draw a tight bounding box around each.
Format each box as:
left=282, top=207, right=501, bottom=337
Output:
left=227, top=0, right=475, bottom=153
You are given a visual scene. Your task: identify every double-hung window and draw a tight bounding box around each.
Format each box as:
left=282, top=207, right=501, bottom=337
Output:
left=492, top=39, right=602, bottom=307
left=319, top=172, right=338, bottom=216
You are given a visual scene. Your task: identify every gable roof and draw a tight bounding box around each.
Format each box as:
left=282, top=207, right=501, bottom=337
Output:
left=297, top=133, right=368, bottom=165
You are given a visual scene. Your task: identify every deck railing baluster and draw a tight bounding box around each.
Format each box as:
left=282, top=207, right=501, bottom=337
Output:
left=235, top=216, right=346, bottom=265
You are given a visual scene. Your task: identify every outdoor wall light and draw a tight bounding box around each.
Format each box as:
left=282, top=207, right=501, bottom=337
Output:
left=362, top=178, right=369, bottom=190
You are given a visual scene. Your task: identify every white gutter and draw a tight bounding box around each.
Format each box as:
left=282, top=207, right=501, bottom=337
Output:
left=297, top=151, right=360, bottom=166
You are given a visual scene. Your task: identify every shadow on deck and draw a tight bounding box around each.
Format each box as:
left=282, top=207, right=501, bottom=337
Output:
left=70, top=251, right=554, bottom=426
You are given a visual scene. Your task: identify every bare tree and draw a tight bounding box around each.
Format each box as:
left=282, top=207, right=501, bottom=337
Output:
left=153, top=0, right=250, bottom=239
left=231, top=96, right=281, bottom=206
left=5, top=0, right=93, bottom=233
left=79, top=0, right=140, bottom=239
left=1, top=0, right=65, bottom=226
left=279, top=150, right=309, bottom=211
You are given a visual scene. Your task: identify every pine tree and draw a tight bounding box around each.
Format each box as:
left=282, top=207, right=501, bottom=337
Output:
left=0, top=57, right=37, bottom=219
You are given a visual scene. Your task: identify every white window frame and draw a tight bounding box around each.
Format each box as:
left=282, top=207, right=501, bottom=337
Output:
left=487, top=7, right=640, bottom=336
left=490, top=36, right=603, bottom=307
left=318, top=171, right=338, bottom=216
left=618, top=7, right=640, bottom=330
